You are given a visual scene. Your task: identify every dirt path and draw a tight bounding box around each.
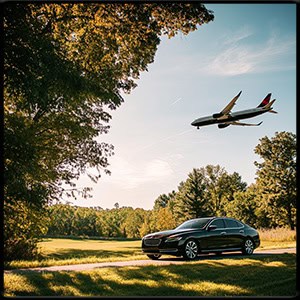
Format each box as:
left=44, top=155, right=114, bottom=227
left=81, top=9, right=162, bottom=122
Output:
left=5, top=248, right=296, bottom=273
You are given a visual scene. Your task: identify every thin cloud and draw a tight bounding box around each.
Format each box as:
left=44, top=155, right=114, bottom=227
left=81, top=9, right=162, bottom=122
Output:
left=222, top=26, right=254, bottom=45
left=206, top=31, right=295, bottom=76
left=171, top=97, right=182, bottom=106
left=102, top=157, right=174, bottom=189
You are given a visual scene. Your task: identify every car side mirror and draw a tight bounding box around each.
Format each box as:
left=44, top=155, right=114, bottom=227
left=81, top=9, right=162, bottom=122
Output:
left=208, top=225, right=217, bottom=231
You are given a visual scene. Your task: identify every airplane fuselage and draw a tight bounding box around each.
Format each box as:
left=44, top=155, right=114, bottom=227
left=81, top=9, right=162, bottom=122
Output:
left=191, top=107, right=270, bottom=127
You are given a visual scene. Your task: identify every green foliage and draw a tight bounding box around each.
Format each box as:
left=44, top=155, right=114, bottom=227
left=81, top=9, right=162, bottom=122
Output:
left=173, top=165, right=247, bottom=223
left=173, top=169, right=210, bottom=223
left=4, top=201, right=49, bottom=262
left=3, top=2, right=214, bottom=262
left=4, top=2, right=214, bottom=205
left=224, top=184, right=260, bottom=227
left=254, top=131, right=296, bottom=230
left=153, top=191, right=176, bottom=210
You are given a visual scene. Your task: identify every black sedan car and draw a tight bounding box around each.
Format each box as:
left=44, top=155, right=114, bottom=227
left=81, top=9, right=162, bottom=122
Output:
left=141, top=216, right=260, bottom=260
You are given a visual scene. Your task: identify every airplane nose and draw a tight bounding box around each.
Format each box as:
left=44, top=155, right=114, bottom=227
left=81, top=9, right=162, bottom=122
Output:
left=191, top=120, right=197, bottom=126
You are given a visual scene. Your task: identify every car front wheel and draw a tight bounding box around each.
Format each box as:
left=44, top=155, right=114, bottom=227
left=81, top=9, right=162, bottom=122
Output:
left=147, top=254, right=161, bottom=260
left=242, top=238, right=254, bottom=255
left=183, top=239, right=199, bottom=260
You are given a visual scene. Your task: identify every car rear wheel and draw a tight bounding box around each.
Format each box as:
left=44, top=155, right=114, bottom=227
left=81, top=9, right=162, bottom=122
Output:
left=183, top=239, right=199, bottom=260
left=242, top=238, right=254, bottom=255
left=147, top=254, right=161, bottom=260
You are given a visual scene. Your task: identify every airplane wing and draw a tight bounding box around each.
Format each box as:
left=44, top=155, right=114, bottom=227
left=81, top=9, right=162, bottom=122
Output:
left=213, top=91, right=242, bottom=118
left=218, top=121, right=263, bottom=129
left=230, top=121, right=263, bottom=126
left=220, top=91, right=242, bottom=115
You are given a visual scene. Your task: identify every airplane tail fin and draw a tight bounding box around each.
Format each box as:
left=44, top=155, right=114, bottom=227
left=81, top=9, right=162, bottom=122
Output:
left=264, top=99, right=277, bottom=113
left=257, top=93, right=271, bottom=108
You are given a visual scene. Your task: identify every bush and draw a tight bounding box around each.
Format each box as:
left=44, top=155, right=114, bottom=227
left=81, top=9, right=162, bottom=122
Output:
left=4, top=201, right=49, bottom=263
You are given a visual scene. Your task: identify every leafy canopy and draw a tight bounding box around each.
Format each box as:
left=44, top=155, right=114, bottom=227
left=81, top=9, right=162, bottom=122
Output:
left=4, top=3, right=214, bottom=206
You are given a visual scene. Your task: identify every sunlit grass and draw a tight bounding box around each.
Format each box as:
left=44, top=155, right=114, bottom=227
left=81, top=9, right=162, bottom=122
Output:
left=4, top=254, right=296, bottom=297
left=5, top=227, right=296, bottom=270
left=7, top=239, right=147, bottom=269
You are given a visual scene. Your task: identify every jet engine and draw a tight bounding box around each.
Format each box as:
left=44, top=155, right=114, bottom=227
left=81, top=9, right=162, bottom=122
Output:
left=218, top=123, right=230, bottom=129
left=212, top=113, right=223, bottom=118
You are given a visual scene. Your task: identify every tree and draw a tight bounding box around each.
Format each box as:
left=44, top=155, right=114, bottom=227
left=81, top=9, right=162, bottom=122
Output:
left=4, top=201, right=49, bottom=263
left=47, top=204, right=76, bottom=236
left=202, top=165, right=247, bottom=215
left=153, top=207, right=177, bottom=232
left=121, top=208, right=147, bottom=238
left=153, top=191, right=176, bottom=210
left=4, top=3, right=214, bottom=205
left=254, top=131, right=296, bottom=230
left=224, top=184, right=260, bottom=228
left=173, top=165, right=247, bottom=223
left=173, top=169, right=211, bottom=223
left=3, top=3, right=214, bottom=260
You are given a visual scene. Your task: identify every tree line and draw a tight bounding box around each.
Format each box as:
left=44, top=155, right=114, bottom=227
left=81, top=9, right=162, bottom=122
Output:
left=46, top=131, right=296, bottom=239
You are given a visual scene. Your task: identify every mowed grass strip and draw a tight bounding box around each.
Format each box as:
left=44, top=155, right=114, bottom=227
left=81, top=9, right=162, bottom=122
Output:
left=4, top=254, right=296, bottom=297
left=6, top=239, right=147, bottom=269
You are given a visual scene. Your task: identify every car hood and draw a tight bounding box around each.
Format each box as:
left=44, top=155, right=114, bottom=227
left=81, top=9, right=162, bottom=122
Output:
left=143, top=228, right=201, bottom=239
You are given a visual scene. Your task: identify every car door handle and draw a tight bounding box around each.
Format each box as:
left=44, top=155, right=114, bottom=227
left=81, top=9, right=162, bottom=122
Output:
left=239, top=230, right=244, bottom=233
left=220, top=232, right=226, bottom=235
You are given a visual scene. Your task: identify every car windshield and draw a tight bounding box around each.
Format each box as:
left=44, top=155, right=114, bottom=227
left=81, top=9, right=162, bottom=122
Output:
left=175, top=218, right=212, bottom=230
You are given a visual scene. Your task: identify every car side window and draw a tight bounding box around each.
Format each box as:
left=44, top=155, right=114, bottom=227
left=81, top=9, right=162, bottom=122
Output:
left=236, top=221, right=244, bottom=227
left=224, top=219, right=239, bottom=228
left=210, top=219, right=225, bottom=229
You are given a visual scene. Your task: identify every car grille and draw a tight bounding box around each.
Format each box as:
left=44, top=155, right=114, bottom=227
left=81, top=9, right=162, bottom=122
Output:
left=144, top=238, right=161, bottom=246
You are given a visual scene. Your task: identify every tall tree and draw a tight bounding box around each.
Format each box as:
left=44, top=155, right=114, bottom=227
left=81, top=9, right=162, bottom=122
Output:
left=174, top=169, right=211, bottom=223
left=153, top=190, right=176, bottom=210
left=173, top=165, right=246, bottom=223
left=3, top=3, right=214, bottom=260
left=254, top=131, right=296, bottom=230
left=4, top=3, right=214, bottom=205
left=224, top=184, right=260, bottom=228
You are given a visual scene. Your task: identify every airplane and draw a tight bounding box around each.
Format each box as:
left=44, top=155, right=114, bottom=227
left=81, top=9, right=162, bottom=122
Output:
left=191, top=91, right=277, bottom=129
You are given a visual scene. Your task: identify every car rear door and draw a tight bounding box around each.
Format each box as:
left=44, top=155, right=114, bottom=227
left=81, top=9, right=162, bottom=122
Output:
left=223, top=218, right=245, bottom=248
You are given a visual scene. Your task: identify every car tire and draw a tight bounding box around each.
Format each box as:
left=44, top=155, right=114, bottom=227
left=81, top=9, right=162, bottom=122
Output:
left=147, top=254, right=161, bottom=260
left=183, top=239, right=199, bottom=260
left=242, top=238, right=254, bottom=255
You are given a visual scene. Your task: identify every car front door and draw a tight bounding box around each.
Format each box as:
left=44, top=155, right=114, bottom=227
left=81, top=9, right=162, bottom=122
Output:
left=205, top=218, right=228, bottom=250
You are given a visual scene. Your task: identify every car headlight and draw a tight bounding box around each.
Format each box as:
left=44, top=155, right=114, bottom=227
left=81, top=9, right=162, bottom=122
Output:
left=166, top=235, right=182, bottom=242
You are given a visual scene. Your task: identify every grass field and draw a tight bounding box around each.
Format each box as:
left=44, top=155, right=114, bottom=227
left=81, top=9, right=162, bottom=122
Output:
left=5, top=227, right=296, bottom=270
left=6, top=239, right=145, bottom=269
left=4, top=254, right=296, bottom=296
left=4, top=228, right=297, bottom=297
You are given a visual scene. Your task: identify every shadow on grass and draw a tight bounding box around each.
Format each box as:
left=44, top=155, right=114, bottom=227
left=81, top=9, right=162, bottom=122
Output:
left=42, top=248, right=142, bottom=260
left=4, top=254, right=296, bottom=297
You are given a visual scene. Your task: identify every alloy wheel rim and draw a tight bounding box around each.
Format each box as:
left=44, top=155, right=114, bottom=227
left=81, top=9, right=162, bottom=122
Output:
left=245, top=239, right=254, bottom=254
left=185, top=241, right=198, bottom=259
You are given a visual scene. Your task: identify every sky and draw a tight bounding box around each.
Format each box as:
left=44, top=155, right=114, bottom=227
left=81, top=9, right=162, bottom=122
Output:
left=65, top=3, right=296, bottom=210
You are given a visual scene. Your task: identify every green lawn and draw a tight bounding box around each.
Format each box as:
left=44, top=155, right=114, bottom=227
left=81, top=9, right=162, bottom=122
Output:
left=4, top=254, right=296, bottom=296
left=5, top=237, right=296, bottom=270
left=6, top=238, right=146, bottom=269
